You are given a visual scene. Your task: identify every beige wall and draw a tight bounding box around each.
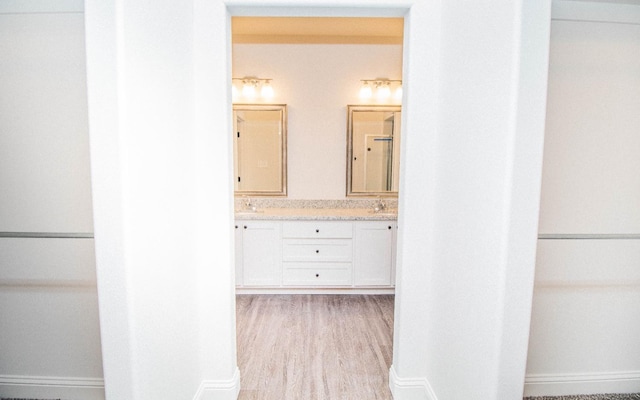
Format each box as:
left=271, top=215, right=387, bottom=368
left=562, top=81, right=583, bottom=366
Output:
left=232, top=43, right=403, bottom=199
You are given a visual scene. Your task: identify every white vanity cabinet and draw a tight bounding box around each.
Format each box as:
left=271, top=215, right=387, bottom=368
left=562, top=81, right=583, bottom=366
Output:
left=234, top=217, right=397, bottom=291
left=354, top=221, right=395, bottom=286
left=282, top=221, right=353, bottom=286
left=235, top=221, right=281, bottom=287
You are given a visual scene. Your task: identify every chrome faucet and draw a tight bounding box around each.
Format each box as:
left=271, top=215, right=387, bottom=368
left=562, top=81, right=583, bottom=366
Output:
left=374, top=197, right=386, bottom=213
left=243, top=196, right=253, bottom=210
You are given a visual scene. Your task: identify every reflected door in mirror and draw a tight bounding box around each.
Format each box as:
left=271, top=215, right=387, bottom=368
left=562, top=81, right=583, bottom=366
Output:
left=233, top=104, right=287, bottom=196
left=347, top=105, right=401, bottom=197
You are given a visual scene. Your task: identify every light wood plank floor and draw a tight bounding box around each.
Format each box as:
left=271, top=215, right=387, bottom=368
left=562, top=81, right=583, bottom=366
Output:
left=236, top=294, right=395, bottom=400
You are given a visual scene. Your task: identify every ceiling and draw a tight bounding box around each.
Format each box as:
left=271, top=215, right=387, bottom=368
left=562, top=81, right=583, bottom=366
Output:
left=232, top=17, right=404, bottom=44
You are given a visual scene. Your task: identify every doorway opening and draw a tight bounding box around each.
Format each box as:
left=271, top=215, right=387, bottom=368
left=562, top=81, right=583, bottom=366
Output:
left=229, top=14, right=406, bottom=399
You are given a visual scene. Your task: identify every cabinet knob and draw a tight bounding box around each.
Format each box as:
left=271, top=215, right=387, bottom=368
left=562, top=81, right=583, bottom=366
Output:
left=235, top=225, right=238, bottom=229
left=315, top=229, right=319, bottom=233
left=244, top=225, right=247, bottom=229
left=388, top=226, right=392, bottom=229
left=315, top=274, right=319, bottom=278
left=315, top=250, right=319, bottom=254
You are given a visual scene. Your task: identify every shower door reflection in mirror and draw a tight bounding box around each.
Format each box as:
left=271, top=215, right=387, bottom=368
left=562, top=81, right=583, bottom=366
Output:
left=347, top=105, right=401, bottom=197
left=233, top=104, right=287, bottom=196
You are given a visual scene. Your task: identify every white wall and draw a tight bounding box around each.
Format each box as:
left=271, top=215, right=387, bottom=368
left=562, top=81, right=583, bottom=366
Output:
left=391, top=1, right=550, bottom=399
left=0, top=4, right=104, bottom=400
left=0, top=11, right=93, bottom=233
left=232, top=43, right=402, bottom=199
left=525, top=1, right=640, bottom=396
left=15, top=2, right=634, bottom=400
left=84, top=0, right=551, bottom=399
left=86, top=0, right=240, bottom=399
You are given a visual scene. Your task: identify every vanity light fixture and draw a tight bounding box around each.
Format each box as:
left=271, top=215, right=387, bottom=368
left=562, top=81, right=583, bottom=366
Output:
left=232, top=77, right=274, bottom=101
left=261, top=80, right=274, bottom=99
left=359, top=81, right=373, bottom=99
left=242, top=81, right=256, bottom=98
left=394, top=85, right=403, bottom=102
left=359, top=79, right=402, bottom=102
left=376, top=82, right=391, bottom=101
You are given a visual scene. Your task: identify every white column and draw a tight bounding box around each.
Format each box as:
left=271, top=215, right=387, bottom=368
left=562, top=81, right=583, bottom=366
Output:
left=391, top=1, right=551, bottom=399
left=193, top=0, right=241, bottom=397
left=85, top=0, right=239, bottom=399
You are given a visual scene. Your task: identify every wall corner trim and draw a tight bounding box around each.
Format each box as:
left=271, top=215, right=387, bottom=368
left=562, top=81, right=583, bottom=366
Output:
left=192, top=367, right=241, bottom=400
left=389, top=365, right=437, bottom=400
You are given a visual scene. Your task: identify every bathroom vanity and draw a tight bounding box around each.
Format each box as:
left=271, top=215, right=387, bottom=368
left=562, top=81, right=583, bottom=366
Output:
left=234, top=200, right=397, bottom=293
left=231, top=103, right=402, bottom=293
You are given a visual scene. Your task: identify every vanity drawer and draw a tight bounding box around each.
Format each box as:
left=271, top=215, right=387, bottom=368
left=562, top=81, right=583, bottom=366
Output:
left=282, top=239, right=352, bottom=262
left=283, top=264, right=352, bottom=286
left=282, top=221, right=353, bottom=239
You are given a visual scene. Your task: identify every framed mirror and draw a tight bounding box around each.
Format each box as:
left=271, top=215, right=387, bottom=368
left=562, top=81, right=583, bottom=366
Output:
left=346, top=105, right=402, bottom=197
left=233, top=104, right=287, bottom=196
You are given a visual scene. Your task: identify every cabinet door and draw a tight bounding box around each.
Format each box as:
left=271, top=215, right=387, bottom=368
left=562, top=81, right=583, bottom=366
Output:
left=391, top=223, right=397, bottom=286
left=241, top=221, right=281, bottom=286
left=234, top=223, right=243, bottom=286
left=354, top=221, right=393, bottom=286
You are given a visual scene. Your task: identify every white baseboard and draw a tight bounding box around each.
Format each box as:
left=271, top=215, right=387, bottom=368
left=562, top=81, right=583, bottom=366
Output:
left=192, top=367, right=241, bottom=400
left=524, top=371, right=640, bottom=397
left=388, top=364, right=437, bottom=400
left=0, top=374, right=105, bottom=400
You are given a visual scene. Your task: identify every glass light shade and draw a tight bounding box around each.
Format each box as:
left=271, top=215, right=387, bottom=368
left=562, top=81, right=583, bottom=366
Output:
left=376, top=83, right=391, bottom=100
left=359, top=82, right=372, bottom=99
left=394, top=85, right=403, bottom=102
left=232, top=83, right=239, bottom=100
left=242, top=82, right=256, bottom=98
left=261, top=82, right=274, bottom=99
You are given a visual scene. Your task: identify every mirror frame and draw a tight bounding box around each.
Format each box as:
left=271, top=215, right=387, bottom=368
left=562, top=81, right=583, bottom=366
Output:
left=346, top=104, right=401, bottom=198
left=233, top=103, right=288, bottom=197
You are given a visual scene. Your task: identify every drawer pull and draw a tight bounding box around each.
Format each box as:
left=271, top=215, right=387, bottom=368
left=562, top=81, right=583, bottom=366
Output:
left=315, top=229, right=320, bottom=233
left=244, top=225, right=247, bottom=229
left=315, top=274, right=319, bottom=278
left=388, top=226, right=392, bottom=229
left=315, top=250, right=319, bottom=253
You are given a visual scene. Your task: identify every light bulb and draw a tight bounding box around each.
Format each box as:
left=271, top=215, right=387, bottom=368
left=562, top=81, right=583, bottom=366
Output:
left=232, top=83, right=239, bottom=101
left=261, top=81, right=274, bottom=99
left=394, top=85, right=403, bottom=102
left=376, top=82, right=391, bottom=100
left=242, top=81, right=256, bottom=98
left=359, top=82, right=372, bottom=99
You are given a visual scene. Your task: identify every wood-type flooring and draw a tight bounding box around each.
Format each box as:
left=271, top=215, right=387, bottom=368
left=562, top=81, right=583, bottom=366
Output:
left=236, top=294, right=395, bottom=400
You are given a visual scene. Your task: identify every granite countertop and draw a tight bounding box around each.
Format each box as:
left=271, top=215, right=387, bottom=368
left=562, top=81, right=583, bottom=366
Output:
left=234, top=207, right=397, bottom=221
